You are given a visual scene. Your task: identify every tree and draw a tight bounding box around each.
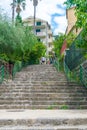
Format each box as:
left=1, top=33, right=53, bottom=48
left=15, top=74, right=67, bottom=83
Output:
left=53, top=33, right=66, bottom=58
left=66, top=32, right=76, bottom=47
left=11, top=0, right=26, bottom=24
left=75, top=29, right=87, bottom=49
left=64, top=0, right=87, bottom=28
left=11, top=0, right=16, bottom=23
left=21, top=26, right=38, bottom=62
left=29, top=42, right=46, bottom=64
left=0, top=13, right=38, bottom=64
left=0, top=18, right=24, bottom=63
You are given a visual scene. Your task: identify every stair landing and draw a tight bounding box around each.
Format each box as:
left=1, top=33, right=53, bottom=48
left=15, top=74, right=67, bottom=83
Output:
left=0, top=110, right=87, bottom=129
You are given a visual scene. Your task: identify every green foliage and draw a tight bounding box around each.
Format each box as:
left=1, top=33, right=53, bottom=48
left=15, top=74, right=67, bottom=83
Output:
left=47, top=105, right=54, bottom=110
left=22, top=26, right=38, bottom=62
left=11, top=0, right=26, bottom=25
left=15, top=14, right=22, bottom=26
left=23, top=26, right=37, bottom=52
left=53, top=33, right=66, bottom=58
left=29, top=42, right=46, bottom=64
left=75, top=28, right=87, bottom=49
left=0, top=13, right=38, bottom=64
left=61, top=105, right=69, bottom=109
left=65, top=0, right=87, bottom=28
left=84, top=54, right=87, bottom=59
left=66, top=32, right=76, bottom=47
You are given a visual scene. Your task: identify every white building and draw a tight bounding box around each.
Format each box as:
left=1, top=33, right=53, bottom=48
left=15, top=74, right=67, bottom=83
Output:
left=23, top=16, right=53, bottom=56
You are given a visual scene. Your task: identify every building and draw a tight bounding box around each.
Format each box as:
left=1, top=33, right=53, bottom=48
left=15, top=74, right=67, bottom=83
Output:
left=61, top=7, right=82, bottom=55
left=23, top=16, right=53, bottom=56
left=66, top=7, right=81, bottom=35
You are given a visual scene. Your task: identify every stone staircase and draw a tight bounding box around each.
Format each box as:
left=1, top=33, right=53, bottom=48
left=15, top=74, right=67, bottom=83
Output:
left=0, top=64, right=87, bottom=109
left=0, top=64, right=87, bottom=129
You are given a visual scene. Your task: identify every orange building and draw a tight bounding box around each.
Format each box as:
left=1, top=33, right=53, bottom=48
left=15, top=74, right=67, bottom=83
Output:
left=66, top=7, right=81, bottom=35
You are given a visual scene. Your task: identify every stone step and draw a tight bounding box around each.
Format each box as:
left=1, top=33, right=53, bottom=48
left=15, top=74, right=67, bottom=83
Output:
left=0, top=100, right=86, bottom=106
left=0, top=110, right=87, bottom=128
left=0, top=96, right=86, bottom=101
left=30, top=88, right=87, bottom=93
left=0, top=84, right=85, bottom=90
left=1, top=125, right=87, bottom=130
left=3, top=81, right=69, bottom=85
left=0, top=104, right=87, bottom=109
left=0, top=89, right=86, bottom=94
left=15, top=72, right=65, bottom=76
left=0, top=92, right=87, bottom=98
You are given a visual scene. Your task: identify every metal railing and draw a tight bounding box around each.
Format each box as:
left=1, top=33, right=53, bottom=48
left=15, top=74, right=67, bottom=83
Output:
left=65, top=49, right=86, bottom=70
left=80, top=65, right=87, bottom=88
left=64, top=61, right=77, bottom=82
left=0, top=66, right=4, bottom=84
left=12, top=61, right=30, bottom=79
left=64, top=28, right=87, bottom=87
left=54, top=60, right=59, bottom=72
left=0, top=60, right=31, bottom=83
left=12, top=61, right=22, bottom=79
left=64, top=56, right=87, bottom=87
left=54, top=59, right=64, bottom=72
left=65, top=28, right=87, bottom=71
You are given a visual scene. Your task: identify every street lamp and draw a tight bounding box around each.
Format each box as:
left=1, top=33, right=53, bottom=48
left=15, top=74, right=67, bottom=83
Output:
left=30, top=0, right=41, bottom=34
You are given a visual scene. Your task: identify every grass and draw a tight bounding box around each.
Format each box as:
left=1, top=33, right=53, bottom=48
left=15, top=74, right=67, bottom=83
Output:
left=61, top=105, right=69, bottom=109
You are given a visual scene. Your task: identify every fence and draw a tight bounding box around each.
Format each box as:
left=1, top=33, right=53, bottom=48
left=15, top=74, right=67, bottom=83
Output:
left=65, top=48, right=86, bottom=70
left=64, top=29, right=87, bottom=87
left=80, top=65, right=87, bottom=88
left=54, top=59, right=64, bottom=72
left=0, top=66, right=4, bottom=83
left=64, top=61, right=77, bottom=82
left=0, top=60, right=31, bottom=84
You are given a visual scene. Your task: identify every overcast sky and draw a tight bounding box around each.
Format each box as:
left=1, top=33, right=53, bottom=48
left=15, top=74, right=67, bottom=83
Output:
left=0, top=0, right=67, bottom=35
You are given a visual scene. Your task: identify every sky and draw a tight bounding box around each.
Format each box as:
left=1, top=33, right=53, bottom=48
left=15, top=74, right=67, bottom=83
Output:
left=0, top=0, right=67, bottom=35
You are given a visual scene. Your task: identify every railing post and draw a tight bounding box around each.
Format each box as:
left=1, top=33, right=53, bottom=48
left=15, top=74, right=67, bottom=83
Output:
left=0, top=66, right=4, bottom=83
left=57, top=59, right=59, bottom=72
left=80, top=65, right=83, bottom=83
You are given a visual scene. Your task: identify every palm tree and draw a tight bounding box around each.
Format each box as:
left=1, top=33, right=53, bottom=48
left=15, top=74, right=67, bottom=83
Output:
left=11, top=0, right=26, bottom=24
left=16, top=0, right=26, bottom=16
left=30, top=0, right=41, bottom=34
left=11, top=0, right=16, bottom=24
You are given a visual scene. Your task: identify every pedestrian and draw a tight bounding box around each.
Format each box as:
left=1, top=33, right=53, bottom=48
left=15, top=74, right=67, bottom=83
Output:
left=41, top=57, right=46, bottom=64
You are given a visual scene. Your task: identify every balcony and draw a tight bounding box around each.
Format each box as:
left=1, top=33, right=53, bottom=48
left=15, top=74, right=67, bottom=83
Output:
left=48, top=30, right=53, bottom=35
left=36, top=32, right=46, bottom=37
left=48, top=38, right=53, bottom=43
left=35, top=24, right=45, bottom=29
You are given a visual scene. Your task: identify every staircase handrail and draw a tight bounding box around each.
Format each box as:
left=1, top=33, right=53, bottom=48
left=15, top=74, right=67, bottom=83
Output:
left=0, top=65, right=4, bottom=84
left=12, top=61, right=30, bottom=79
left=64, top=60, right=87, bottom=87
left=64, top=61, right=77, bottom=82
left=53, top=60, right=59, bottom=71
left=80, top=65, right=87, bottom=88
left=12, top=61, right=22, bottom=79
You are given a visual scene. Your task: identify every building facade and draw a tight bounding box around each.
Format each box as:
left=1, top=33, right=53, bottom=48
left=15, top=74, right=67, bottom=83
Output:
left=23, top=16, right=53, bottom=56
left=66, top=7, right=81, bottom=35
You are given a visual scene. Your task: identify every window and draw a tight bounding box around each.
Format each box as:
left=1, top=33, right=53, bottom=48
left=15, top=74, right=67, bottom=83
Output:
left=36, top=29, right=41, bottom=33
left=49, top=35, right=50, bottom=38
left=36, top=21, right=41, bottom=26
